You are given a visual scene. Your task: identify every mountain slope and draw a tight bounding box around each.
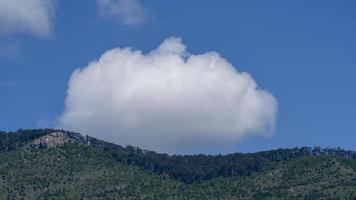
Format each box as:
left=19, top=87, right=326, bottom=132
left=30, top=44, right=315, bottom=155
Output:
left=0, top=129, right=356, bottom=199
left=0, top=142, right=185, bottom=199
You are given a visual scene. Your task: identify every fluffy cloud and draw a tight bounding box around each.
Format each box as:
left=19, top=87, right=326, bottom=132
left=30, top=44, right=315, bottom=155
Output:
left=0, top=0, right=54, bottom=37
left=97, top=0, right=149, bottom=26
left=59, top=37, right=278, bottom=154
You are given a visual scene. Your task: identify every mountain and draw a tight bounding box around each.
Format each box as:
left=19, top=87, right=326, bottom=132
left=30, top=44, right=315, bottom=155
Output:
left=1, top=129, right=356, bottom=199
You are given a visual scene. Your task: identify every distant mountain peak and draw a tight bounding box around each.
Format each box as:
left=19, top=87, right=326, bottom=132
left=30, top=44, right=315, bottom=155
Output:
left=31, top=132, right=73, bottom=148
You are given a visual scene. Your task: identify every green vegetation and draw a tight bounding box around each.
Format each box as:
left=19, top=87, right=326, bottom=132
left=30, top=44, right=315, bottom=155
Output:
left=0, top=129, right=355, bottom=199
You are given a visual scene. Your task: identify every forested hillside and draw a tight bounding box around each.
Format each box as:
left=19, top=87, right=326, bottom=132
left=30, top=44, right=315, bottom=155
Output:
left=1, top=129, right=356, bottom=199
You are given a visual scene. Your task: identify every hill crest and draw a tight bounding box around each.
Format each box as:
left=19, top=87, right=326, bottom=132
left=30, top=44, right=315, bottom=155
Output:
left=1, top=128, right=356, bottom=184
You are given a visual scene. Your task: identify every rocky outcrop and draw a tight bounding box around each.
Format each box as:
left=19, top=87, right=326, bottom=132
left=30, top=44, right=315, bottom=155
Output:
left=32, top=132, right=72, bottom=148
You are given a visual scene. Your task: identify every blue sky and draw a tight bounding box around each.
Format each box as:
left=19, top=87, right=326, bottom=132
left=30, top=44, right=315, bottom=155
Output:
left=1, top=0, right=356, bottom=153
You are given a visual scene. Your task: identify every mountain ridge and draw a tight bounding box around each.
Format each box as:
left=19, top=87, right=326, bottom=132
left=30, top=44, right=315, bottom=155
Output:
left=1, top=129, right=356, bottom=199
left=1, top=129, right=356, bottom=183
left=2, top=128, right=356, bottom=155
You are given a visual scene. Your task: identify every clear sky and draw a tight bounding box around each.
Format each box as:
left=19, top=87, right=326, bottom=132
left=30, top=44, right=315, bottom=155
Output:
left=1, top=0, right=356, bottom=153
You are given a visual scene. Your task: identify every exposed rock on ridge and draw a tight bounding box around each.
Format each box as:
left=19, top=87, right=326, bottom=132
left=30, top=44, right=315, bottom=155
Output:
left=32, top=132, right=72, bottom=148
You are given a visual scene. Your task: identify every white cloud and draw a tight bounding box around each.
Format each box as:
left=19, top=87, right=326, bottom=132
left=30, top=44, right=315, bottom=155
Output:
left=97, top=0, right=149, bottom=26
left=59, top=37, right=278, bottom=154
left=0, top=0, right=54, bottom=37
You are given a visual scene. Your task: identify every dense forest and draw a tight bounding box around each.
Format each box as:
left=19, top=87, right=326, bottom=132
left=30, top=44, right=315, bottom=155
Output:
left=1, top=129, right=356, bottom=199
